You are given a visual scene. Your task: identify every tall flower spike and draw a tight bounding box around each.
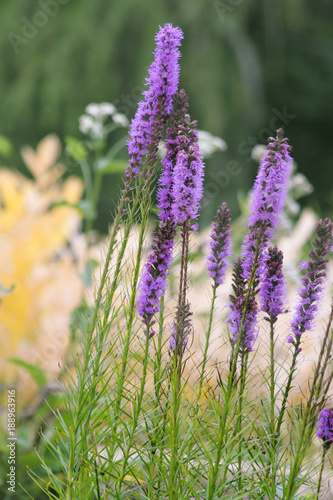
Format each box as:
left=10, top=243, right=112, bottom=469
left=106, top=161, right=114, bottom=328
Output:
left=206, top=202, right=232, bottom=287
left=241, top=128, right=293, bottom=280
left=137, top=217, right=176, bottom=335
left=260, top=246, right=286, bottom=321
left=288, top=218, right=333, bottom=343
left=171, top=124, right=204, bottom=226
left=169, top=300, right=193, bottom=352
left=126, top=24, right=183, bottom=181
left=228, top=258, right=258, bottom=352
left=157, top=89, right=204, bottom=228
left=316, top=408, right=333, bottom=450
left=157, top=90, right=189, bottom=221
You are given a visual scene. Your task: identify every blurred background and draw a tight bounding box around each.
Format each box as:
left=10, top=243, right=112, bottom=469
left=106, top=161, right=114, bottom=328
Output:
left=1, top=0, right=333, bottom=229
left=1, top=0, right=333, bottom=497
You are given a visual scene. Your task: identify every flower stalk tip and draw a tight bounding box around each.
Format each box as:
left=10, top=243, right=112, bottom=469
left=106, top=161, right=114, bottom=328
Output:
left=206, top=202, right=232, bottom=287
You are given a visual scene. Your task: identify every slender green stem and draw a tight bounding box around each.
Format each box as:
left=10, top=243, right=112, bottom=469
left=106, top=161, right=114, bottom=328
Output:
left=108, top=178, right=153, bottom=456
left=269, top=319, right=276, bottom=434
left=275, top=339, right=300, bottom=437
left=168, top=222, right=190, bottom=499
left=236, top=351, right=248, bottom=491
left=80, top=159, right=94, bottom=232
left=65, top=153, right=156, bottom=495
left=207, top=228, right=264, bottom=499
left=105, top=135, right=127, bottom=158
left=264, top=317, right=278, bottom=498
left=197, top=284, right=217, bottom=406
left=284, top=310, right=333, bottom=499
left=148, top=296, right=166, bottom=498
left=316, top=447, right=327, bottom=500
left=115, top=331, right=151, bottom=496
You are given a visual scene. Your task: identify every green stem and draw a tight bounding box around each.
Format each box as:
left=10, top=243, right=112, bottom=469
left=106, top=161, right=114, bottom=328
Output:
left=80, top=159, right=94, bottom=233
left=115, top=331, right=151, bottom=496
left=207, top=228, right=264, bottom=500
left=236, top=351, right=248, bottom=491
left=316, top=447, right=327, bottom=500
left=65, top=161, right=154, bottom=495
left=148, top=296, right=166, bottom=499
left=275, top=339, right=300, bottom=437
left=197, top=284, right=217, bottom=407
left=264, top=317, right=278, bottom=498
left=108, top=179, right=153, bottom=456
left=105, top=135, right=127, bottom=158
left=169, top=222, right=190, bottom=499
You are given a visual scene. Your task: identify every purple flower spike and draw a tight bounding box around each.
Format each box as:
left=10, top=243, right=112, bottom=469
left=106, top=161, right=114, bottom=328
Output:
left=228, top=259, right=258, bottom=352
left=248, top=128, right=293, bottom=234
left=157, top=90, right=189, bottom=221
left=171, top=143, right=204, bottom=224
left=137, top=217, right=176, bottom=333
left=289, top=218, right=333, bottom=341
left=169, top=301, right=193, bottom=351
left=260, top=246, right=286, bottom=320
left=126, top=24, right=183, bottom=181
left=316, top=408, right=333, bottom=449
left=157, top=90, right=204, bottom=226
left=241, top=129, right=293, bottom=280
left=207, top=202, right=232, bottom=287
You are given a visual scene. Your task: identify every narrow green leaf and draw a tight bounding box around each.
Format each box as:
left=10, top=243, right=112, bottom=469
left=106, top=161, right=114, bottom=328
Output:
left=95, top=158, right=127, bottom=174
left=65, top=136, right=88, bottom=161
left=0, top=134, right=13, bottom=157
left=7, top=358, right=47, bottom=386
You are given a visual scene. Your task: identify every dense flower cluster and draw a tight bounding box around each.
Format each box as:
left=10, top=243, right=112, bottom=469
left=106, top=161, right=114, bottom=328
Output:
left=157, top=90, right=189, bottom=220
left=137, top=87, right=206, bottom=331
left=206, top=202, right=232, bottom=287
left=136, top=218, right=176, bottom=335
left=228, top=259, right=258, bottom=352
left=241, top=129, right=293, bottom=280
left=171, top=133, right=204, bottom=225
left=157, top=90, right=204, bottom=227
left=126, top=24, right=183, bottom=180
left=169, top=300, right=193, bottom=352
left=260, top=246, right=286, bottom=320
left=247, top=129, right=293, bottom=231
left=288, top=217, right=333, bottom=342
left=316, top=408, right=333, bottom=448
left=228, top=130, right=292, bottom=352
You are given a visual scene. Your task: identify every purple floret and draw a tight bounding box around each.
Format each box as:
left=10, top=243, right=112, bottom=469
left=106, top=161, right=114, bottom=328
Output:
left=137, top=217, right=176, bottom=335
left=206, top=202, right=232, bottom=287
left=171, top=143, right=204, bottom=224
left=157, top=90, right=189, bottom=221
left=241, top=129, right=293, bottom=280
left=247, top=129, right=292, bottom=233
left=288, top=218, right=333, bottom=342
left=157, top=90, right=204, bottom=226
left=228, top=259, right=258, bottom=352
left=126, top=24, right=183, bottom=181
left=260, top=246, right=286, bottom=320
left=316, top=408, right=333, bottom=448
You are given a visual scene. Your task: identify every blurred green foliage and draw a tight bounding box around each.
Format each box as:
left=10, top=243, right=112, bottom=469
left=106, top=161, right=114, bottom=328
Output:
left=1, top=0, right=333, bottom=229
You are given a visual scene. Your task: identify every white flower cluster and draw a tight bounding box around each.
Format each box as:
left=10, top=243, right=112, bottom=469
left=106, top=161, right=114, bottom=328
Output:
left=158, top=129, right=227, bottom=160
left=197, top=130, right=227, bottom=157
left=79, top=102, right=129, bottom=140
